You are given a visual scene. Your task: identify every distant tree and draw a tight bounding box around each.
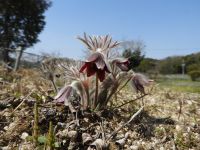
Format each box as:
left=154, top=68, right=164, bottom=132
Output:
left=121, top=40, right=145, bottom=70
left=137, top=58, right=158, bottom=73
left=157, top=56, right=182, bottom=74
left=187, top=63, right=200, bottom=81
left=184, top=53, right=200, bottom=66
left=187, top=63, right=200, bottom=73
left=184, top=52, right=200, bottom=73
left=188, top=70, right=200, bottom=81
left=154, top=52, right=200, bottom=75
left=0, top=0, right=51, bottom=65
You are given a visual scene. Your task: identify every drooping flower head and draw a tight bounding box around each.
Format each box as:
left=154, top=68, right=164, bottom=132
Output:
left=111, top=58, right=130, bottom=72
left=131, top=73, right=152, bottom=94
left=79, top=52, right=111, bottom=82
left=78, top=33, right=120, bottom=82
left=54, top=80, right=89, bottom=110
left=54, top=85, right=73, bottom=103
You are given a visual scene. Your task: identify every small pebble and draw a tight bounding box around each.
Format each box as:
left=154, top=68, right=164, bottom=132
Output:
left=130, top=145, right=139, bottom=150
left=21, top=132, right=29, bottom=140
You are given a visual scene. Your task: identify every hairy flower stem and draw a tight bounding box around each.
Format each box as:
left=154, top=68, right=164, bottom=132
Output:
left=94, top=73, right=99, bottom=109
left=51, top=79, right=58, bottom=93
left=86, top=89, right=90, bottom=109
left=116, top=77, right=132, bottom=95
left=104, top=77, right=132, bottom=107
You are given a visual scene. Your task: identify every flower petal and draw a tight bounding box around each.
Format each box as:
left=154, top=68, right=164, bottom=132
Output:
left=87, top=52, right=99, bottom=62
left=131, top=74, right=149, bottom=94
left=116, top=63, right=129, bottom=71
left=86, top=62, right=97, bottom=77
left=132, top=77, right=145, bottom=94
left=97, top=69, right=106, bottom=82
left=112, top=58, right=130, bottom=71
left=95, top=56, right=106, bottom=70
left=54, top=86, right=72, bottom=103
left=104, top=59, right=112, bottom=73
left=80, top=63, right=87, bottom=73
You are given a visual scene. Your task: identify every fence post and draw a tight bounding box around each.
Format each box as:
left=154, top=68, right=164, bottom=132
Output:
left=14, top=46, right=23, bottom=71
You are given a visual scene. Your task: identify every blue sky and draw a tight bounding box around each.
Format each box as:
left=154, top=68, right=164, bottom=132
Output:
left=27, top=0, right=200, bottom=59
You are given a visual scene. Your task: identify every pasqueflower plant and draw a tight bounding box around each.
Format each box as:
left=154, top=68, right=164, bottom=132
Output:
left=53, top=33, right=150, bottom=112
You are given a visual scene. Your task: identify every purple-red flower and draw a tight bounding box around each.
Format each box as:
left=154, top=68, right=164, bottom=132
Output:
left=54, top=85, right=73, bottom=103
left=131, top=73, right=151, bottom=94
left=112, top=58, right=130, bottom=71
left=80, top=52, right=111, bottom=82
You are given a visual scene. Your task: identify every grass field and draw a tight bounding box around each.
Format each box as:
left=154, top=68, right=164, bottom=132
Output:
left=156, top=74, right=200, bottom=93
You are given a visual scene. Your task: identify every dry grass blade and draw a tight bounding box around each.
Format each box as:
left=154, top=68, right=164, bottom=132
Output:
left=113, top=94, right=148, bottom=109
left=107, top=106, right=144, bottom=140
left=12, top=91, right=34, bottom=114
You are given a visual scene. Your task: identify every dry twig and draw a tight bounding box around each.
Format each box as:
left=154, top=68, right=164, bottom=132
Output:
left=113, top=94, right=147, bottom=109
left=12, top=91, right=34, bottom=114
left=107, top=106, right=144, bottom=140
